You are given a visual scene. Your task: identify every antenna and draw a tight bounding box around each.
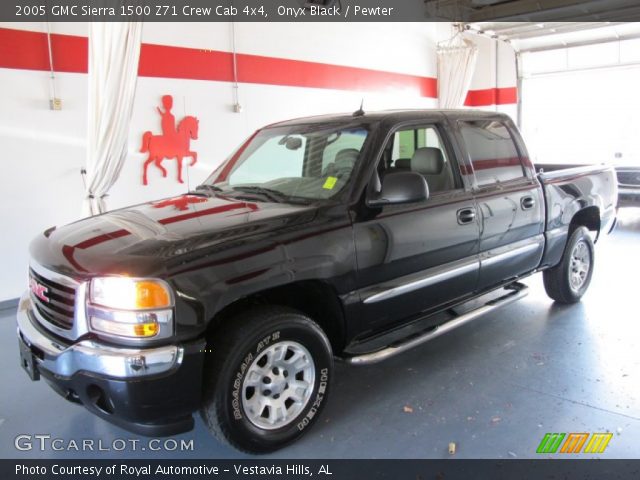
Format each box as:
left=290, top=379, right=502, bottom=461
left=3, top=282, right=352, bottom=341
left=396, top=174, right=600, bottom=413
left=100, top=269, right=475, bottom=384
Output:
left=353, top=98, right=365, bottom=117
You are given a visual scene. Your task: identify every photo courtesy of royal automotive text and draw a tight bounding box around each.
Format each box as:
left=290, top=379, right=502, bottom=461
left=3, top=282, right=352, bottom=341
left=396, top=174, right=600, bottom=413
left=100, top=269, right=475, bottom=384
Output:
left=1, top=0, right=640, bottom=478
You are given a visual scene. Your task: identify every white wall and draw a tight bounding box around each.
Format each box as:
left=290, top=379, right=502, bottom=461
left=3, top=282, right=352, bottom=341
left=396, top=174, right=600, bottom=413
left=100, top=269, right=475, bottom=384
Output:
left=464, top=33, right=518, bottom=120
left=0, top=67, right=88, bottom=303
left=466, top=34, right=517, bottom=89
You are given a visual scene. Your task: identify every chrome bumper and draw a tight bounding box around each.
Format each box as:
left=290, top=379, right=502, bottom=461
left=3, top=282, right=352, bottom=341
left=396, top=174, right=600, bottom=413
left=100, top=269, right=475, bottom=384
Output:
left=16, top=292, right=183, bottom=379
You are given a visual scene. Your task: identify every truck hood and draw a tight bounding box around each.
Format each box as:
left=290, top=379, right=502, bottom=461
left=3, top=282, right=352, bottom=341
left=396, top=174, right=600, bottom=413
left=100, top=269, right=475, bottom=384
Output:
left=30, top=194, right=317, bottom=278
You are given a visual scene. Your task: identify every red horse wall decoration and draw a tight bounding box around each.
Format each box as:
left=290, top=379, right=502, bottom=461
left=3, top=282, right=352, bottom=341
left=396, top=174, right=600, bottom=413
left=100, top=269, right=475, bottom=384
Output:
left=141, top=95, right=199, bottom=185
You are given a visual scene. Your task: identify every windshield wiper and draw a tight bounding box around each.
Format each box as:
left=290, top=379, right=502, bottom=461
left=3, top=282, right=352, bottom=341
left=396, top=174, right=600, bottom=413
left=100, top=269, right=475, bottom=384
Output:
left=194, top=184, right=225, bottom=194
left=231, top=185, right=288, bottom=203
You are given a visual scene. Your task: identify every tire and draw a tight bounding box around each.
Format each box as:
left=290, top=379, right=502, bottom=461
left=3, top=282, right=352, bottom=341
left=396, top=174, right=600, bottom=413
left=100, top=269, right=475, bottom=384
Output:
left=543, top=226, right=595, bottom=304
left=200, top=306, right=333, bottom=453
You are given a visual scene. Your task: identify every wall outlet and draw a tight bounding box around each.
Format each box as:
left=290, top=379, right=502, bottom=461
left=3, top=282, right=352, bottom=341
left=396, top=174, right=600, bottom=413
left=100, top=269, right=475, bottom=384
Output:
left=233, top=103, right=243, bottom=113
left=50, top=98, right=62, bottom=111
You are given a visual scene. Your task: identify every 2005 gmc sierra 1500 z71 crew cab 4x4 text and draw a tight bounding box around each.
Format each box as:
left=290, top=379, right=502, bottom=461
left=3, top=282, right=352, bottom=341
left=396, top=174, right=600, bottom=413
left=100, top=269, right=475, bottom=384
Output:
left=17, top=110, right=617, bottom=453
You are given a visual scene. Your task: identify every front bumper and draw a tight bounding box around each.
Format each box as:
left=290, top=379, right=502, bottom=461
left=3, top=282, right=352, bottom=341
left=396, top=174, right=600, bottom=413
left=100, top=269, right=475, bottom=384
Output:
left=16, top=293, right=205, bottom=436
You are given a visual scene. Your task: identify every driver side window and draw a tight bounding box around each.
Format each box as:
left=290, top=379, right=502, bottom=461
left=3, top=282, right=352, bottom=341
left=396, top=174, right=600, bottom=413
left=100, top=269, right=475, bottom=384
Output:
left=383, top=125, right=457, bottom=195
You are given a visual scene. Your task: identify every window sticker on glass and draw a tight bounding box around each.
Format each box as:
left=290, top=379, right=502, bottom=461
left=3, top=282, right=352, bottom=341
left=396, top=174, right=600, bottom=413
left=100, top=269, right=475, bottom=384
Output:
left=323, top=176, right=338, bottom=190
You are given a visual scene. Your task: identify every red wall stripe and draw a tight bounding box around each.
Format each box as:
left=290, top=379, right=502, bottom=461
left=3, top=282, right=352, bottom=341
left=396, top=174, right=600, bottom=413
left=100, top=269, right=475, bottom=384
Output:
left=0, top=28, right=87, bottom=73
left=236, top=53, right=438, bottom=96
left=0, top=27, right=436, bottom=97
left=464, top=87, right=518, bottom=107
left=138, top=43, right=233, bottom=82
left=0, top=27, right=515, bottom=105
left=139, top=43, right=438, bottom=97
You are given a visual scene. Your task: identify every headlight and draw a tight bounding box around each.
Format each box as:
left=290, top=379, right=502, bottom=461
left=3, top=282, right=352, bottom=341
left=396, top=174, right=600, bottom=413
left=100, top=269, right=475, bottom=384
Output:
left=88, top=277, right=174, bottom=341
left=90, top=277, right=172, bottom=310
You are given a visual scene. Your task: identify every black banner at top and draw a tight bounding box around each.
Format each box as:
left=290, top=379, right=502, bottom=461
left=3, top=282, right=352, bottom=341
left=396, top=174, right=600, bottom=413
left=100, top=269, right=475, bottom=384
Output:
left=4, top=0, right=640, bottom=22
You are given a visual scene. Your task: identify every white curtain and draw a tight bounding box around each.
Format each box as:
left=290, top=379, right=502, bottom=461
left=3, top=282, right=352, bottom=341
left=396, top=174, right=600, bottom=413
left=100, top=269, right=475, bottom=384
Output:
left=437, top=36, right=478, bottom=109
left=84, top=22, right=143, bottom=216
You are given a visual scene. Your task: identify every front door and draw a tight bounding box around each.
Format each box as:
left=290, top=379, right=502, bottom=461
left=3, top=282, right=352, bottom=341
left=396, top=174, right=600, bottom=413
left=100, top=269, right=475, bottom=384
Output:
left=353, top=123, right=480, bottom=334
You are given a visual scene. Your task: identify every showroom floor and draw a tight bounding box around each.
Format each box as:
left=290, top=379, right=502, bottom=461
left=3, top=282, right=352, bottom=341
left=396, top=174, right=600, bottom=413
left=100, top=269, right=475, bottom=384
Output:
left=1, top=208, right=638, bottom=459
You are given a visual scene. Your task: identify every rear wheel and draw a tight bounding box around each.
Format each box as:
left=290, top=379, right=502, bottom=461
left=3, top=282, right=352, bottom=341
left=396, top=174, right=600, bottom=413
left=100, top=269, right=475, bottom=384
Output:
left=200, top=307, right=333, bottom=453
left=543, top=226, right=595, bottom=304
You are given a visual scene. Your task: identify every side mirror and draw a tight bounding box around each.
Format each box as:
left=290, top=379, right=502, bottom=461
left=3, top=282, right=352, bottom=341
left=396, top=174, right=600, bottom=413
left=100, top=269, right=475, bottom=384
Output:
left=368, top=171, right=429, bottom=206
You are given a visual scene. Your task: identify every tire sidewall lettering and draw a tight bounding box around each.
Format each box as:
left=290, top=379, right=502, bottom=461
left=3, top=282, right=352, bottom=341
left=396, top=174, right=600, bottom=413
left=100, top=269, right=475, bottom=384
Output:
left=231, top=350, right=253, bottom=420
left=297, top=367, right=329, bottom=431
left=228, top=327, right=330, bottom=435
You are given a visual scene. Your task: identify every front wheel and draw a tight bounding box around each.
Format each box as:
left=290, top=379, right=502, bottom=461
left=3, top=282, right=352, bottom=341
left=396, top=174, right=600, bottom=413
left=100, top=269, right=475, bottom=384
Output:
left=200, top=307, right=333, bottom=453
left=543, top=226, right=595, bottom=304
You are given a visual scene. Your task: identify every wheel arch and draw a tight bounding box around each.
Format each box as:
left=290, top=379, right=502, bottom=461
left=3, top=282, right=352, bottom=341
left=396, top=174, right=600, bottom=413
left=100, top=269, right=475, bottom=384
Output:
left=541, top=204, right=601, bottom=269
left=569, top=205, right=601, bottom=241
left=206, top=280, right=347, bottom=354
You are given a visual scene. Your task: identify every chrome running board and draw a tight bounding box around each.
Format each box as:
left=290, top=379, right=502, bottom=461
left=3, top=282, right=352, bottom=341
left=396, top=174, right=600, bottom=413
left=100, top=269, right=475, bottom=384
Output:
left=343, top=283, right=528, bottom=365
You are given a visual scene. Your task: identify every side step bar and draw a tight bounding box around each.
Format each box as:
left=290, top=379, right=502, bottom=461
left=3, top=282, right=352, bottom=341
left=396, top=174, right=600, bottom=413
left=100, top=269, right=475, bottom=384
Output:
left=343, top=282, right=529, bottom=365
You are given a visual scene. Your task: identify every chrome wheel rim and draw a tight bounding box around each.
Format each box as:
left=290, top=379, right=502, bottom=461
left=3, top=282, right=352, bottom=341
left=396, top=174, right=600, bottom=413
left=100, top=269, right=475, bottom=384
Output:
left=241, top=340, right=315, bottom=430
left=569, top=240, right=591, bottom=292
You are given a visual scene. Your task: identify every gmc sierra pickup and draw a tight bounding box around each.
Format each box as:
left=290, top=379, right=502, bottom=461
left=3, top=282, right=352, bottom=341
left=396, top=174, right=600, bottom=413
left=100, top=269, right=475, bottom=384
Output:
left=17, top=110, right=617, bottom=453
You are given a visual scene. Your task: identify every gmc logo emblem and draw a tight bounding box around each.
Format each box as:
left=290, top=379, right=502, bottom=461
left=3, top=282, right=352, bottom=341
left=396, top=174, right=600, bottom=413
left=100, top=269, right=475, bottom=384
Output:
left=29, top=278, right=49, bottom=303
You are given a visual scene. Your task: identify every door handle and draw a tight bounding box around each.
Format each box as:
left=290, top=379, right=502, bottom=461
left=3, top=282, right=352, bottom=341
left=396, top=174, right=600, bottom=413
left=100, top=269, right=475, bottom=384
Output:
left=457, top=207, right=476, bottom=225
left=521, top=196, right=536, bottom=210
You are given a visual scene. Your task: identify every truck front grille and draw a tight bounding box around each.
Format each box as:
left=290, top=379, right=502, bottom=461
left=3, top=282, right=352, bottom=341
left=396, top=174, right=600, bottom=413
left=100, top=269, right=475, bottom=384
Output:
left=29, top=268, right=76, bottom=330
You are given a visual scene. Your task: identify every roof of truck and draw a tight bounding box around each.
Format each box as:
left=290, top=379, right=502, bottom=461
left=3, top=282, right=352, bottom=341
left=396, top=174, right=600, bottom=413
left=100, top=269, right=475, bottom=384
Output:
left=268, top=109, right=510, bottom=128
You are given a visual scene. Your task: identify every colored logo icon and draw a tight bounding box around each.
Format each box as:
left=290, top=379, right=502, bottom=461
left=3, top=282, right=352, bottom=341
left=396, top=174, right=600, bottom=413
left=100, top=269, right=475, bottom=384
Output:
left=537, top=433, right=612, bottom=454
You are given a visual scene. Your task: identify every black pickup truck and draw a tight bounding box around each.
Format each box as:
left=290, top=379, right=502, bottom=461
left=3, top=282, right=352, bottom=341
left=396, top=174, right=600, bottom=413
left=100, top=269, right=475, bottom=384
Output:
left=17, top=110, right=617, bottom=453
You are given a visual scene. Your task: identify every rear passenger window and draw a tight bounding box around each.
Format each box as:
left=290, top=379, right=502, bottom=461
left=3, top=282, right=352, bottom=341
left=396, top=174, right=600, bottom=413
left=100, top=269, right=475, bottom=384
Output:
left=459, top=121, right=525, bottom=187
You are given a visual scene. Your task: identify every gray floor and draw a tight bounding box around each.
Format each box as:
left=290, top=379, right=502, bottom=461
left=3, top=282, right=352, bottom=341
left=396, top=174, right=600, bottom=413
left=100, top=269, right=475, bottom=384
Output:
left=1, top=209, right=639, bottom=459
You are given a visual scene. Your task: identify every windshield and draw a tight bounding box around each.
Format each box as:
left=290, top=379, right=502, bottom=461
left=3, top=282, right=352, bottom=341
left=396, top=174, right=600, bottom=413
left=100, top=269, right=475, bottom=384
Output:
left=201, top=124, right=369, bottom=203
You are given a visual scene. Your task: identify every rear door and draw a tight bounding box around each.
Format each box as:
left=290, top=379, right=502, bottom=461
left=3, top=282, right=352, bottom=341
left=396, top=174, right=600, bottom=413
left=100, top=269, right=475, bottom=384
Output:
left=454, top=116, right=544, bottom=290
left=353, top=121, right=480, bottom=333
